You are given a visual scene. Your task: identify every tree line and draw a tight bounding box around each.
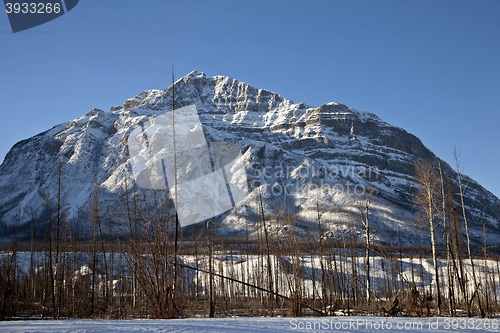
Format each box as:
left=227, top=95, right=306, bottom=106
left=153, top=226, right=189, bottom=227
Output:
left=0, top=150, right=499, bottom=320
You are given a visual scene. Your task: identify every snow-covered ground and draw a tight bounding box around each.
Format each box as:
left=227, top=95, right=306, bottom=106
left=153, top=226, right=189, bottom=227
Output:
left=1, top=316, right=499, bottom=332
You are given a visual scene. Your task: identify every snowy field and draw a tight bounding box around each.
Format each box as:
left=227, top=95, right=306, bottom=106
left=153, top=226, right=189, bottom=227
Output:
left=1, top=317, right=499, bottom=333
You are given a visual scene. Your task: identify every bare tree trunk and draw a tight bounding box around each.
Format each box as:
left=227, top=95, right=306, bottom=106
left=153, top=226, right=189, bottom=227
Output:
left=482, top=224, right=490, bottom=316
left=454, top=148, right=484, bottom=317
left=356, top=187, right=376, bottom=303
left=171, top=65, right=180, bottom=315
left=55, top=163, right=64, bottom=318
left=29, top=210, right=35, bottom=307
left=450, top=199, right=468, bottom=315
left=430, top=220, right=442, bottom=314
left=258, top=185, right=274, bottom=313
left=435, top=157, right=455, bottom=316
left=43, top=189, right=57, bottom=318
left=414, top=159, right=442, bottom=314
left=317, top=199, right=326, bottom=311
left=207, top=219, right=214, bottom=318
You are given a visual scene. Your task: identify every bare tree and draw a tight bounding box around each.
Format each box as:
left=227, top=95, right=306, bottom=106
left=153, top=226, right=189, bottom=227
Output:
left=43, top=187, right=57, bottom=318
left=454, top=148, right=485, bottom=317
left=258, top=185, right=275, bottom=312
left=414, top=159, right=442, bottom=314
left=355, top=186, right=377, bottom=303
left=171, top=65, right=180, bottom=311
left=89, top=176, right=100, bottom=318
left=207, top=219, right=214, bottom=318
left=434, top=155, right=456, bottom=315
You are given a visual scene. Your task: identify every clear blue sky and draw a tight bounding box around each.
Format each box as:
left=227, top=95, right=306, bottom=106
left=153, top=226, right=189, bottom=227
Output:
left=1, top=0, right=499, bottom=198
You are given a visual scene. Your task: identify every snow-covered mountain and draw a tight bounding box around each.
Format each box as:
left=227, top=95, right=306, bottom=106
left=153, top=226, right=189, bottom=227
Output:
left=1, top=70, right=499, bottom=246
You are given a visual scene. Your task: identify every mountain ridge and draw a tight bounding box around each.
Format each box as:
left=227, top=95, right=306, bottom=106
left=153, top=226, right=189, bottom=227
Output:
left=0, top=71, right=499, bottom=246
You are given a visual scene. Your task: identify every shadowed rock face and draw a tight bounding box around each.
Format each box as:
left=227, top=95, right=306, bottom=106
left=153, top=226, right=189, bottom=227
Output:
left=0, top=70, right=499, bottom=246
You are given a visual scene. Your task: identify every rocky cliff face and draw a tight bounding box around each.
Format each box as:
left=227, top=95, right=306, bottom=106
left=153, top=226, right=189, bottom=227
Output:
left=1, top=71, right=499, bottom=246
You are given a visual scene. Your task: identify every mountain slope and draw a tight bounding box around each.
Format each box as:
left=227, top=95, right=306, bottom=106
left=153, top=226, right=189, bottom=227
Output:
left=0, top=71, right=499, bottom=246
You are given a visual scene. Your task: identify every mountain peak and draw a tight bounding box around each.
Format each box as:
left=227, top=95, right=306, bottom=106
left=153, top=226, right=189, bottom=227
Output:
left=186, top=70, right=206, bottom=78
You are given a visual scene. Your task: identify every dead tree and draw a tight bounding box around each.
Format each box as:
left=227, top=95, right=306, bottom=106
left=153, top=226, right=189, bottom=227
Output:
left=414, top=159, right=442, bottom=314
left=355, top=186, right=377, bottom=303
left=435, top=156, right=455, bottom=315
left=454, top=148, right=485, bottom=318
